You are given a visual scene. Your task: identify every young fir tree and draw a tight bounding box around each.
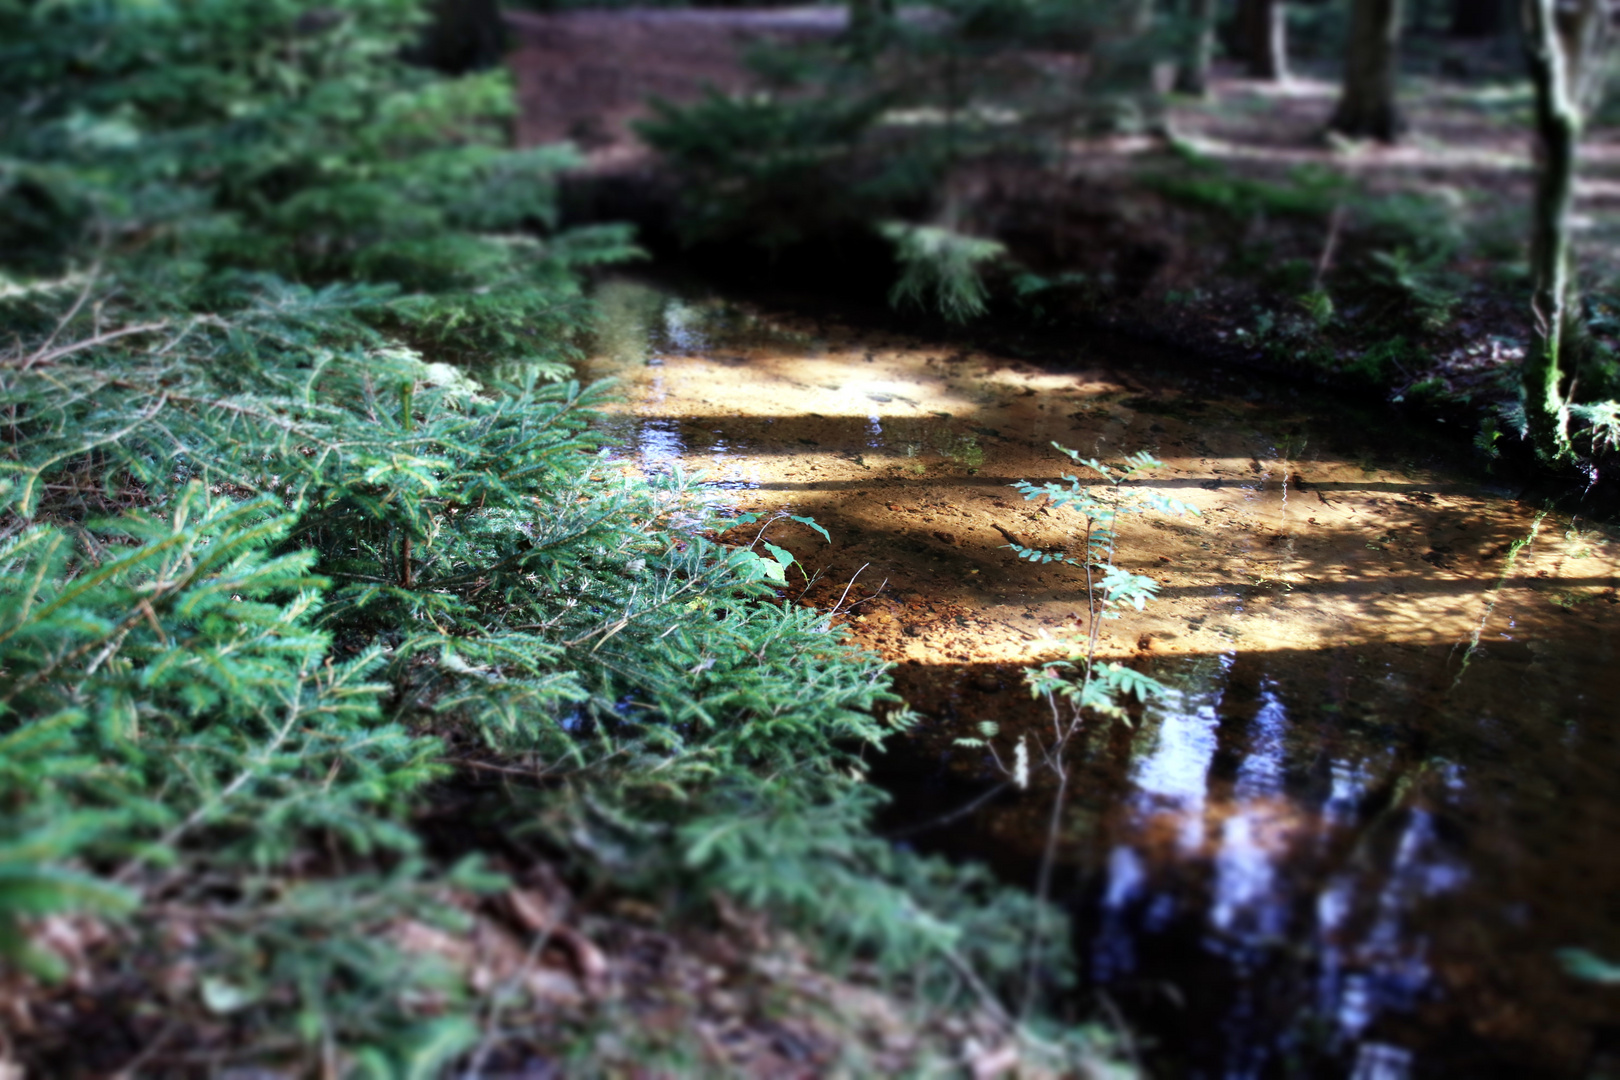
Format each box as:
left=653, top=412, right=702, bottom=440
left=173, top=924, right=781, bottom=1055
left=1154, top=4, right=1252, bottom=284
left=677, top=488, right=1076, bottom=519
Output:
left=0, top=0, right=1091, bottom=1070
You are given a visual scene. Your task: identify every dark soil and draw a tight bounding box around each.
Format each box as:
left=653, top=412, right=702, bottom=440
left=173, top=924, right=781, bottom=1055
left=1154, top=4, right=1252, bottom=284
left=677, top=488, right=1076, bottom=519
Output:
left=506, top=10, right=1620, bottom=503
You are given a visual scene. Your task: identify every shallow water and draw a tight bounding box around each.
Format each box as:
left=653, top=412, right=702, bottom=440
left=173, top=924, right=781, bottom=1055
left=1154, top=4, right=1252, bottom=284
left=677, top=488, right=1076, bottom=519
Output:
left=585, top=279, right=1620, bottom=1078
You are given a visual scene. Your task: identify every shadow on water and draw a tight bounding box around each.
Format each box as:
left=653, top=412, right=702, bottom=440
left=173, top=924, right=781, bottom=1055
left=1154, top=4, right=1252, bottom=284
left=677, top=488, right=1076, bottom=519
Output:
left=583, top=276, right=1620, bottom=1078
left=873, top=638, right=1620, bottom=1078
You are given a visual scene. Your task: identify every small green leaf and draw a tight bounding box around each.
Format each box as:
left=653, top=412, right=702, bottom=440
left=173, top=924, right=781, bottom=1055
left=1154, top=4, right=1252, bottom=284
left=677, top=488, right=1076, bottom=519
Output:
left=202, top=976, right=261, bottom=1014
left=398, top=1016, right=480, bottom=1080
left=762, top=541, right=796, bottom=573
left=1559, top=948, right=1620, bottom=984
left=787, top=514, right=832, bottom=543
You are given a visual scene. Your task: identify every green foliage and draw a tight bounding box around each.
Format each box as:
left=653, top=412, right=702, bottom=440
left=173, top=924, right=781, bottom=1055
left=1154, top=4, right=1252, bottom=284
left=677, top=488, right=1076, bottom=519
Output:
left=1002, top=447, right=1198, bottom=720
left=1569, top=400, right=1620, bottom=454
left=0, top=0, right=637, bottom=369
left=882, top=221, right=1005, bottom=321
left=1298, top=288, right=1336, bottom=328
left=1347, top=334, right=1420, bottom=386
left=639, top=0, right=1171, bottom=315
left=0, top=2, right=1082, bottom=1069
left=1558, top=947, right=1620, bottom=984
left=1155, top=157, right=1463, bottom=264
left=0, top=272, right=1036, bottom=1060
left=1364, top=247, right=1461, bottom=330
left=1012, top=269, right=1093, bottom=318
left=726, top=510, right=833, bottom=583
left=0, top=719, right=137, bottom=979
left=1358, top=188, right=1464, bottom=260
left=1577, top=293, right=1620, bottom=402
left=1154, top=156, right=1470, bottom=336
left=955, top=445, right=1193, bottom=1022
left=1152, top=159, right=1349, bottom=222
left=677, top=778, right=1064, bottom=993
left=1475, top=414, right=1506, bottom=459
left=637, top=88, right=911, bottom=250
left=0, top=478, right=476, bottom=1058
left=186, top=864, right=482, bottom=1062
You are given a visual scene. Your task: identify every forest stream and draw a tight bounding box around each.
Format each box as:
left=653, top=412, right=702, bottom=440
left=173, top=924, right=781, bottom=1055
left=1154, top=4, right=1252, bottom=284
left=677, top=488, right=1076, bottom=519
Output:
left=584, top=278, right=1620, bottom=1079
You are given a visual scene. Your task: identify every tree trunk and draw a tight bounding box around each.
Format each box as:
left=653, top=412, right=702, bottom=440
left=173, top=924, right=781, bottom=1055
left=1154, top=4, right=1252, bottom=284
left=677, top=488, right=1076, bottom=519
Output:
left=1452, top=0, right=1508, bottom=38
left=1175, top=0, right=1219, bottom=95
left=1127, top=0, right=1164, bottom=90
left=406, top=0, right=507, bottom=75
left=847, top=0, right=895, bottom=61
left=1329, top=0, right=1404, bottom=141
left=1240, top=0, right=1289, bottom=79
left=1089, top=0, right=1164, bottom=106
left=1522, top=0, right=1609, bottom=455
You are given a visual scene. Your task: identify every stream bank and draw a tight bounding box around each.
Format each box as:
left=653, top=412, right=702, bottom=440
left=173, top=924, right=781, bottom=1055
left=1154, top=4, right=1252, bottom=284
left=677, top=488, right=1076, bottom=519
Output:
left=511, top=14, right=1620, bottom=497
left=586, top=275, right=1620, bottom=1078
left=557, top=188, right=1609, bottom=509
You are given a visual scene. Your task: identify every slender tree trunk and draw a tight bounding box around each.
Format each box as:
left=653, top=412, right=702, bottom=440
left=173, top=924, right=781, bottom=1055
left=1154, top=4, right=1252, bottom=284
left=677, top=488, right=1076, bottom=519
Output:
left=1095, top=0, right=1167, bottom=128
left=1175, top=0, right=1219, bottom=95
left=1128, top=0, right=1164, bottom=90
left=1329, top=0, right=1405, bottom=141
left=1452, top=0, right=1508, bottom=37
left=1522, top=0, right=1609, bottom=455
left=1240, top=0, right=1289, bottom=79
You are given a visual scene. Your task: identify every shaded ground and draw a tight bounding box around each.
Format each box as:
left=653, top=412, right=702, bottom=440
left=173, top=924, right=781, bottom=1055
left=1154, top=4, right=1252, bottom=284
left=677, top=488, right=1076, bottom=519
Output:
left=508, top=10, right=1620, bottom=451
left=2, top=862, right=1006, bottom=1077
left=1007, top=73, right=1620, bottom=399
left=585, top=278, right=1620, bottom=1078
left=507, top=7, right=847, bottom=157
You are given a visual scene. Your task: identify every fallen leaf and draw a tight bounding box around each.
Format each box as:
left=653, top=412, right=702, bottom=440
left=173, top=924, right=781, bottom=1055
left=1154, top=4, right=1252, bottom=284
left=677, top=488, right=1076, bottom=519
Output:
left=966, top=1038, right=1020, bottom=1080
left=500, top=887, right=559, bottom=936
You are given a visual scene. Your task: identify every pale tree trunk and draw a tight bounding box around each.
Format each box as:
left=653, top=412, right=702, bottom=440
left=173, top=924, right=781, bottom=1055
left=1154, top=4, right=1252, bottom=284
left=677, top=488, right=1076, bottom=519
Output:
left=1522, top=0, right=1609, bottom=455
left=1329, top=0, right=1405, bottom=141
left=1174, top=0, right=1219, bottom=95
left=1240, top=0, right=1289, bottom=79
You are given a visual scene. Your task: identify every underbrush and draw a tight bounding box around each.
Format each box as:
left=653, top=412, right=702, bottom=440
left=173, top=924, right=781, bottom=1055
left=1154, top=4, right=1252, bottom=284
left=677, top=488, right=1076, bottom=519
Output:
left=0, top=1, right=1120, bottom=1073
left=636, top=0, right=1172, bottom=300
left=0, top=300, right=1063, bottom=1069
left=973, top=146, right=1602, bottom=470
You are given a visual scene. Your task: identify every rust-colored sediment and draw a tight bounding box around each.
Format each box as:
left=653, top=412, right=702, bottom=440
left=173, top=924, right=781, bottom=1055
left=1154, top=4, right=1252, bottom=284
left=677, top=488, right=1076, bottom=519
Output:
left=585, top=280, right=1620, bottom=1072
left=587, top=282, right=1617, bottom=670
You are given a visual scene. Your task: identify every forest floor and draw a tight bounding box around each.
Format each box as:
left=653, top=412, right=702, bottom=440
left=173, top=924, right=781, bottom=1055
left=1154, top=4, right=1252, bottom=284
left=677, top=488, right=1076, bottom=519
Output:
left=506, top=9, right=1620, bottom=466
